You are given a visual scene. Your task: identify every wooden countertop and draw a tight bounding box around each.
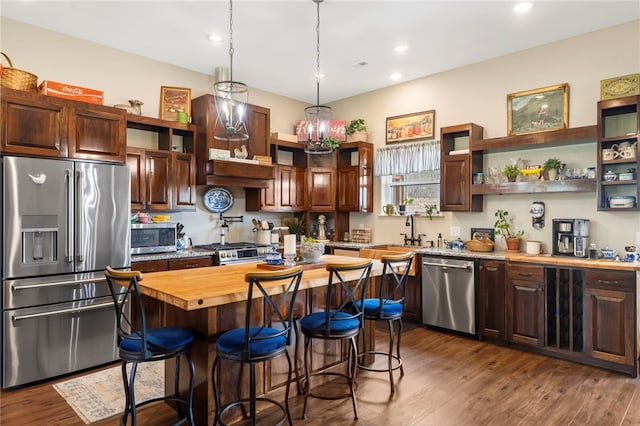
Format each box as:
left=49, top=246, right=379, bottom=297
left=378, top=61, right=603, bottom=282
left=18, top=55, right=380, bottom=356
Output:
left=138, top=255, right=383, bottom=311
left=508, top=254, right=640, bottom=271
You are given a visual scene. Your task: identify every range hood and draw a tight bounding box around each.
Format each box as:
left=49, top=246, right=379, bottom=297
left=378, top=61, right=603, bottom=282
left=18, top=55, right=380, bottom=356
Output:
left=205, top=159, right=274, bottom=188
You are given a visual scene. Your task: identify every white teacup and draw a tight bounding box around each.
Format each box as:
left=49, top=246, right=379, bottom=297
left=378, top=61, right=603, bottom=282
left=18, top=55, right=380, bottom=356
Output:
left=619, top=147, right=636, bottom=159
left=602, top=148, right=618, bottom=160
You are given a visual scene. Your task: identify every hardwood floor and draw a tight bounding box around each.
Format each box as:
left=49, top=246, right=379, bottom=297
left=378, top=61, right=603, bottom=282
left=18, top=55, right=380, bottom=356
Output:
left=2, top=325, right=640, bottom=425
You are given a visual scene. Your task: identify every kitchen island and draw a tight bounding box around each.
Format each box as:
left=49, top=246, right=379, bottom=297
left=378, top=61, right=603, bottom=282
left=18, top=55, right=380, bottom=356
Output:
left=135, top=254, right=384, bottom=424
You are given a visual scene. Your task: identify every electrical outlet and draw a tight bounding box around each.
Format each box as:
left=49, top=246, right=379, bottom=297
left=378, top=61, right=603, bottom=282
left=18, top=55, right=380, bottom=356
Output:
left=451, top=226, right=461, bottom=238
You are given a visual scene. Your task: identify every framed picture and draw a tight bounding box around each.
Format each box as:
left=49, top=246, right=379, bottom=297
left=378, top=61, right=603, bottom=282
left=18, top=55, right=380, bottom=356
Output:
left=386, top=110, right=435, bottom=144
left=160, top=86, right=191, bottom=121
left=507, top=83, right=569, bottom=136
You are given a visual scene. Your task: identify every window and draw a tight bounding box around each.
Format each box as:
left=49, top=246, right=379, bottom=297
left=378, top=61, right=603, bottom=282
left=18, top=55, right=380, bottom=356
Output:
left=380, top=170, right=440, bottom=215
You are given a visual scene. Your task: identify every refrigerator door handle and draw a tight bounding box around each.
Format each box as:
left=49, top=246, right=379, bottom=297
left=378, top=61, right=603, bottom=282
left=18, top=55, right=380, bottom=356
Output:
left=65, top=169, right=74, bottom=263
left=11, top=300, right=116, bottom=321
left=11, top=277, right=108, bottom=291
left=76, top=169, right=85, bottom=263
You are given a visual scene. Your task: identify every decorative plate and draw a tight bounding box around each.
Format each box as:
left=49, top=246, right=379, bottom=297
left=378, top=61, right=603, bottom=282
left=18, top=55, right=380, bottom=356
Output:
left=202, top=186, right=234, bottom=213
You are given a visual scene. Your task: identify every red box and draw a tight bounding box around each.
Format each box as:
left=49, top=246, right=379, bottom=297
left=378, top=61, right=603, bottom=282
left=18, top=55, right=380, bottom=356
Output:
left=38, top=80, right=103, bottom=105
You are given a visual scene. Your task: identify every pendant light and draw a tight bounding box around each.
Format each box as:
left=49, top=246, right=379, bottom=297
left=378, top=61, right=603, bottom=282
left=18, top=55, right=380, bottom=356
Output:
left=213, top=0, right=249, bottom=141
left=304, top=0, right=333, bottom=154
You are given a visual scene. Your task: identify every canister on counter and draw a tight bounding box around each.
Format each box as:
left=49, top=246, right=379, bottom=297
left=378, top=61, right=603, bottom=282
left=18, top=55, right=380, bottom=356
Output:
left=588, top=243, right=598, bottom=260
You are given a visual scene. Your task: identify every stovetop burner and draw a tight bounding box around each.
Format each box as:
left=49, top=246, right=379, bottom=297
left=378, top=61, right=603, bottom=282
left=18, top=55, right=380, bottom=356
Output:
left=194, top=242, right=271, bottom=251
left=194, top=242, right=273, bottom=265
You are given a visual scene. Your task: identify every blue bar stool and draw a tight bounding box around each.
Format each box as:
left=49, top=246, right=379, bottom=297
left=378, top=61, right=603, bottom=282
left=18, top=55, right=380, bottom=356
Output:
left=356, top=252, right=414, bottom=393
left=211, top=266, right=304, bottom=426
left=299, top=259, right=373, bottom=420
left=104, top=266, right=195, bottom=426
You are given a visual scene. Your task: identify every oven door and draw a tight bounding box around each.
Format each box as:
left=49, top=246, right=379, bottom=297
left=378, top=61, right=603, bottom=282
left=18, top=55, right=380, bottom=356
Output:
left=2, top=295, right=126, bottom=388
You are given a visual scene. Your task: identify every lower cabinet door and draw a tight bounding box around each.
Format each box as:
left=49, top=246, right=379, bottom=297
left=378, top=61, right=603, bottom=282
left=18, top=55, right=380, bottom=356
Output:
left=506, top=278, right=545, bottom=347
left=584, top=284, right=634, bottom=366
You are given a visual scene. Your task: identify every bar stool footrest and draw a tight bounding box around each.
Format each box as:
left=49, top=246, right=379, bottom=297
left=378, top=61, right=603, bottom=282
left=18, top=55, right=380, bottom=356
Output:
left=305, top=371, right=358, bottom=401
left=357, top=350, right=402, bottom=372
left=217, top=397, right=287, bottom=426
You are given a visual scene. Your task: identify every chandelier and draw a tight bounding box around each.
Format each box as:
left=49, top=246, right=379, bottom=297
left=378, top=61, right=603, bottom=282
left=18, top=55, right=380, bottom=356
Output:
left=304, top=0, right=333, bottom=154
left=213, top=0, right=249, bottom=141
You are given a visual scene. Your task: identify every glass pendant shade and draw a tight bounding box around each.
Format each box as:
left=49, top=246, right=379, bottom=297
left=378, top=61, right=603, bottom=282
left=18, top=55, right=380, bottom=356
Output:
left=304, top=0, right=333, bottom=154
left=213, top=80, right=249, bottom=141
left=304, top=103, right=332, bottom=154
left=214, top=0, right=249, bottom=142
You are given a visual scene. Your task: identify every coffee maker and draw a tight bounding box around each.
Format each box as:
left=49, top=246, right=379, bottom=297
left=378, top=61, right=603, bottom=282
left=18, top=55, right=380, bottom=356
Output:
left=552, top=219, right=590, bottom=257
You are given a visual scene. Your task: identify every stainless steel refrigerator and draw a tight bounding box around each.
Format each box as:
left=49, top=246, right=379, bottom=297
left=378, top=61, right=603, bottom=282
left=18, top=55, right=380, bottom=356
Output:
left=1, top=156, right=130, bottom=388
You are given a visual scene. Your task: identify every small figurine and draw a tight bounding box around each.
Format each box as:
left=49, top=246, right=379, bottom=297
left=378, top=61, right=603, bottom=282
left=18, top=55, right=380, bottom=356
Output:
left=114, top=99, right=143, bottom=115
left=234, top=145, right=248, bottom=159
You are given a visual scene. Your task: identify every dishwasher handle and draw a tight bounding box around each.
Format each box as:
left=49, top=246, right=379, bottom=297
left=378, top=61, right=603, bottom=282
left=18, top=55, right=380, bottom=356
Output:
left=422, top=261, right=473, bottom=271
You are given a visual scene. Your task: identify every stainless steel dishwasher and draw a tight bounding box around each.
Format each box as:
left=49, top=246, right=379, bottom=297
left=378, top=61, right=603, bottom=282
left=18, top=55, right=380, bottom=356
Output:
left=422, top=257, right=476, bottom=334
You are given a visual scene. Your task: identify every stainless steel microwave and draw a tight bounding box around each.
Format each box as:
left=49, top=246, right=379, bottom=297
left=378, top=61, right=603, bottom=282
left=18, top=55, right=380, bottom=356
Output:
left=130, top=222, right=177, bottom=254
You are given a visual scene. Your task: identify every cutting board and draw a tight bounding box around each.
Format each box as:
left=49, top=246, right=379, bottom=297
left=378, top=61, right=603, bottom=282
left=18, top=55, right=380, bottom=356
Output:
left=257, top=261, right=327, bottom=271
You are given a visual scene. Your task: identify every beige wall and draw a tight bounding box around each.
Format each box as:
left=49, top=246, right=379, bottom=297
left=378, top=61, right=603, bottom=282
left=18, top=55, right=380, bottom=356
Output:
left=2, top=17, right=639, bottom=253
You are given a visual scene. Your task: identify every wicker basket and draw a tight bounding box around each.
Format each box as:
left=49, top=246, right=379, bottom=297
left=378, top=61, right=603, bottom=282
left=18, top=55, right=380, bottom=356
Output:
left=465, top=232, right=495, bottom=252
left=1, top=52, right=37, bottom=92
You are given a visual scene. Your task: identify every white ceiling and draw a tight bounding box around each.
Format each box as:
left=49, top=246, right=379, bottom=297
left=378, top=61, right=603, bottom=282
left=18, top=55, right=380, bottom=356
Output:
left=2, top=1, right=639, bottom=104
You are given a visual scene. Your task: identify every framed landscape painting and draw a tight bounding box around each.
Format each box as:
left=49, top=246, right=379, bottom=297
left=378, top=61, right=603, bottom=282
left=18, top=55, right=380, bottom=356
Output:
left=507, top=83, right=569, bottom=136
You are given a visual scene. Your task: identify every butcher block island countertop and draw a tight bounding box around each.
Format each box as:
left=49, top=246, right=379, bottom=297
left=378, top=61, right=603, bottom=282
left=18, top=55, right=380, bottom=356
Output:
left=138, top=254, right=384, bottom=311
left=136, top=254, right=383, bottom=425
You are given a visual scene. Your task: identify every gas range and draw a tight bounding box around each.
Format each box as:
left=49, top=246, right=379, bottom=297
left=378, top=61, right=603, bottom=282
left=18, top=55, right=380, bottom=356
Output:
left=194, top=242, right=273, bottom=265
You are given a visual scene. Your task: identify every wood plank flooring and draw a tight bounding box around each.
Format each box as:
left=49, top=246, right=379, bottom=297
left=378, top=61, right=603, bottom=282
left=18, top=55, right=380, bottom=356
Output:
left=2, top=325, right=640, bottom=425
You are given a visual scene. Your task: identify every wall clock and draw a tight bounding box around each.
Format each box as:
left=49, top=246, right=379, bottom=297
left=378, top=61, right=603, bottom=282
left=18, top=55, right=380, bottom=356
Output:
left=202, top=186, right=234, bottom=213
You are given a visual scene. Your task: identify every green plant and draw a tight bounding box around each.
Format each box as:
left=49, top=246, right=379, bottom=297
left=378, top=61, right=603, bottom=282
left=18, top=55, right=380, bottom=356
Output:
left=346, top=118, right=367, bottom=135
left=543, top=157, right=562, bottom=171
left=494, top=209, right=524, bottom=239
left=426, top=204, right=438, bottom=220
left=401, top=196, right=414, bottom=205
left=322, top=136, right=342, bottom=150
left=284, top=217, right=305, bottom=235
left=502, top=164, right=520, bottom=181
left=303, top=236, right=319, bottom=243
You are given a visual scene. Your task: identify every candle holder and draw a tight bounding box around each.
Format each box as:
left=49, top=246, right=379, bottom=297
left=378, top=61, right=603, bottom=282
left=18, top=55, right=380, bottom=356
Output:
left=283, top=253, right=297, bottom=267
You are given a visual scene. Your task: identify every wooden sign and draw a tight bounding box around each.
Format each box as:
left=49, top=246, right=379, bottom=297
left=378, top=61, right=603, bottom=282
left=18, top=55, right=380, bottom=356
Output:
left=295, top=119, right=346, bottom=142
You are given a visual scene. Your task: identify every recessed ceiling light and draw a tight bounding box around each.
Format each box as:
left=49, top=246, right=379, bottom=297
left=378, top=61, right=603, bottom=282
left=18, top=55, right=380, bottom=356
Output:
left=390, top=72, right=402, bottom=81
left=207, top=33, right=223, bottom=42
left=394, top=44, right=408, bottom=53
left=514, top=2, right=533, bottom=13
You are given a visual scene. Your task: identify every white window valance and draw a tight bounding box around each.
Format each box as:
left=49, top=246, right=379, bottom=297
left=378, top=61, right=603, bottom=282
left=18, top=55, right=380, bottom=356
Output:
left=374, top=140, right=440, bottom=176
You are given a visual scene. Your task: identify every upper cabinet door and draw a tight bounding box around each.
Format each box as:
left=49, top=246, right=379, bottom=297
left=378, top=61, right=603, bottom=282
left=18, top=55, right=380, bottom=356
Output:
left=69, top=104, right=126, bottom=163
left=1, top=88, right=68, bottom=157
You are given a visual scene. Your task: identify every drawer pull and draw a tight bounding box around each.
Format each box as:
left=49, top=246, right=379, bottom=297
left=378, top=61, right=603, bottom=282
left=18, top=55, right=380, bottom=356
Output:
left=518, top=272, right=533, bottom=277
left=598, top=279, right=620, bottom=285
left=486, top=267, right=498, bottom=272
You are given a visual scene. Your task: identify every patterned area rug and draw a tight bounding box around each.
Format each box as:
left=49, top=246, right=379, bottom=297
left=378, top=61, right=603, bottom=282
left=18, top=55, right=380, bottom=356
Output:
left=53, top=362, right=164, bottom=424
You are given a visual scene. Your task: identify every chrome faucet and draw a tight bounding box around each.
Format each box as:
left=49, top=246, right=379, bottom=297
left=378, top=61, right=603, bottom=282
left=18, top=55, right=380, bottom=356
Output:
left=400, top=214, right=425, bottom=246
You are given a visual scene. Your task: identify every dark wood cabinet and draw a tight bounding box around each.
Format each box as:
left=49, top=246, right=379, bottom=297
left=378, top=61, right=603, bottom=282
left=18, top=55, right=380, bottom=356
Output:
left=308, top=167, right=336, bottom=211
left=191, top=94, right=273, bottom=186
left=596, top=95, right=639, bottom=211
left=70, top=105, right=126, bottom=162
left=173, top=153, right=196, bottom=211
left=126, top=115, right=196, bottom=212
left=246, top=139, right=307, bottom=212
left=403, top=275, right=421, bottom=323
left=1, top=87, right=125, bottom=162
left=506, top=263, right=545, bottom=347
left=337, top=141, right=373, bottom=212
left=478, top=260, right=506, bottom=340
left=439, top=123, right=483, bottom=212
left=583, top=269, right=636, bottom=373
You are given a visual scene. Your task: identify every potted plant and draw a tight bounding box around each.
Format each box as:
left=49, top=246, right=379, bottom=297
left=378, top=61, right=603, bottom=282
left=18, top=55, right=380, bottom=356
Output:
left=543, top=157, right=562, bottom=180
left=284, top=217, right=305, bottom=239
left=494, top=209, right=524, bottom=251
left=346, top=118, right=368, bottom=142
left=426, top=204, right=438, bottom=220
left=300, top=236, right=325, bottom=263
left=322, top=135, right=342, bottom=150
left=502, top=164, right=520, bottom=182
left=398, top=196, right=414, bottom=214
